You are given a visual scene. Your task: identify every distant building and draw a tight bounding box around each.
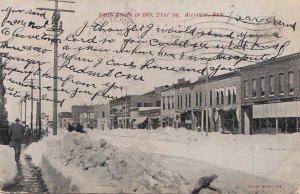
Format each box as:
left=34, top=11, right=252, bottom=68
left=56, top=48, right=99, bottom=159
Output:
left=130, top=107, right=161, bottom=129
left=59, top=112, right=72, bottom=128
left=109, top=86, right=166, bottom=129
left=71, top=105, right=94, bottom=127
left=94, top=104, right=110, bottom=130
left=241, top=52, right=300, bottom=134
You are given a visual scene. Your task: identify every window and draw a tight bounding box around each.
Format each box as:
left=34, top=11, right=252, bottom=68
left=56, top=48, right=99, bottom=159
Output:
left=180, top=95, right=183, bottom=109
left=167, top=96, right=170, bottom=109
left=269, top=75, right=274, bottom=95
left=199, top=92, right=202, bottom=106
left=171, top=96, right=174, bottom=109
left=102, top=111, right=105, bottom=118
left=177, top=95, right=180, bottom=108
left=189, top=93, right=191, bottom=107
left=196, top=93, right=198, bottom=106
left=244, top=80, right=248, bottom=98
left=220, top=91, right=224, bottom=104
left=185, top=94, right=188, bottom=108
left=260, top=77, right=265, bottom=97
left=137, top=102, right=142, bottom=107
left=233, top=89, right=236, bottom=104
left=216, top=91, right=219, bottom=105
left=156, top=101, right=160, bottom=107
left=279, top=73, right=284, bottom=95
left=288, top=72, right=294, bottom=94
left=252, top=79, right=256, bottom=97
left=162, top=97, right=165, bottom=110
left=228, top=90, right=231, bottom=104
left=210, top=90, right=213, bottom=105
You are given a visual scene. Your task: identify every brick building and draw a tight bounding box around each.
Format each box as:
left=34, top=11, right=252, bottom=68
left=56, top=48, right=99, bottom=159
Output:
left=190, top=71, right=241, bottom=133
left=241, top=52, right=300, bottom=134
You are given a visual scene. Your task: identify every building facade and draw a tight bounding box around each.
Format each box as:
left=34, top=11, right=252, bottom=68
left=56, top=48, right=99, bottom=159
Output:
left=174, top=79, right=194, bottom=129
left=193, top=72, right=241, bottom=133
left=161, top=85, right=177, bottom=128
left=109, top=87, right=165, bottom=129
left=130, top=107, right=161, bottom=129
left=71, top=105, right=95, bottom=127
left=241, top=52, right=300, bottom=134
left=94, top=104, right=110, bottom=130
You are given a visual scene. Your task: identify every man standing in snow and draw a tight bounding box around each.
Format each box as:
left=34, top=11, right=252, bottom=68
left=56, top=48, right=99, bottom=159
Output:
left=8, top=118, right=25, bottom=162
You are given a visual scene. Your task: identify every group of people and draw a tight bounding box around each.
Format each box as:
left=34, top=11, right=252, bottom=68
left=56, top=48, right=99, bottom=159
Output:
left=67, top=123, right=86, bottom=133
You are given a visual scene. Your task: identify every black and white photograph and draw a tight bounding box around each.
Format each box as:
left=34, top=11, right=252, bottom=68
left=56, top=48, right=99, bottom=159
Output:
left=0, top=0, right=299, bottom=193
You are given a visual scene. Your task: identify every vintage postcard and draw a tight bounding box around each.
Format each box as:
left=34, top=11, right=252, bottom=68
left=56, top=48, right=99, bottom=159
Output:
left=0, top=0, right=299, bottom=193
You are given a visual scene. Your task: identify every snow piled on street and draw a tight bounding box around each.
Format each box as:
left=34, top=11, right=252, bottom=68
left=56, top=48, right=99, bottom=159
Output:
left=0, top=145, right=16, bottom=187
left=23, top=127, right=300, bottom=193
left=37, top=132, right=191, bottom=193
left=88, top=127, right=300, bottom=187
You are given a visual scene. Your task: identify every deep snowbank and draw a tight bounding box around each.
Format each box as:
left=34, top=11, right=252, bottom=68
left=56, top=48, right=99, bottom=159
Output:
left=87, top=127, right=300, bottom=187
left=37, top=132, right=191, bottom=193
left=0, top=145, right=16, bottom=186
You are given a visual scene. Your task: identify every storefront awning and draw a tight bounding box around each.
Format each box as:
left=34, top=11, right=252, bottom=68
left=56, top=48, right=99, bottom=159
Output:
left=132, top=116, right=148, bottom=124
left=253, top=101, right=300, bottom=118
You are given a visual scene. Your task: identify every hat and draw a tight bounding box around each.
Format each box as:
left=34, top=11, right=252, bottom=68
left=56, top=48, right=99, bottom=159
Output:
left=15, top=118, right=20, bottom=122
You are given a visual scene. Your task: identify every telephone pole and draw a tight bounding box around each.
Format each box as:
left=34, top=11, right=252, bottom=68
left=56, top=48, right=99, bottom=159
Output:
left=30, top=79, right=34, bottom=130
left=125, top=86, right=128, bottom=128
left=37, top=0, right=75, bottom=135
left=38, top=63, right=42, bottom=138
left=205, top=60, right=209, bottom=136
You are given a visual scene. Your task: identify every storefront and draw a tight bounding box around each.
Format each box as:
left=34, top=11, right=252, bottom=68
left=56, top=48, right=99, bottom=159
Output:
left=252, top=101, right=300, bottom=134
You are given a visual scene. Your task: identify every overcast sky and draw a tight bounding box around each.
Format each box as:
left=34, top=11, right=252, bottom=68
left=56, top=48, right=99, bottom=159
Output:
left=1, top=0, right=299, bottom=123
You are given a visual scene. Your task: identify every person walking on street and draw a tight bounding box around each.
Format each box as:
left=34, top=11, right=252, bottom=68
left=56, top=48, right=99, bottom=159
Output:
left=8, top=118, right=25, bottom=162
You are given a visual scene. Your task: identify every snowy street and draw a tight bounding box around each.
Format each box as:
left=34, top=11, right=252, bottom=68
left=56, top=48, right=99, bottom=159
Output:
left=1, top=127, right=300, bottom=193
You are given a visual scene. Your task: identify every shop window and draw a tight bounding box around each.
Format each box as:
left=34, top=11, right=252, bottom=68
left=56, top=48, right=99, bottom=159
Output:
left=228, top=90, right=231, bottom=104
left=252, top=79, right=256, bottom=97
left=196, top=93, right=198, bottom=106
left=279, top=73, right=284, bottom=95
left=288, top=71, right=294, bottom=94
left=244, top=80, right=248, bottom=98
left=269, top=75, right=274, bottom=95
left=260, top=77, right=265, bottom=97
